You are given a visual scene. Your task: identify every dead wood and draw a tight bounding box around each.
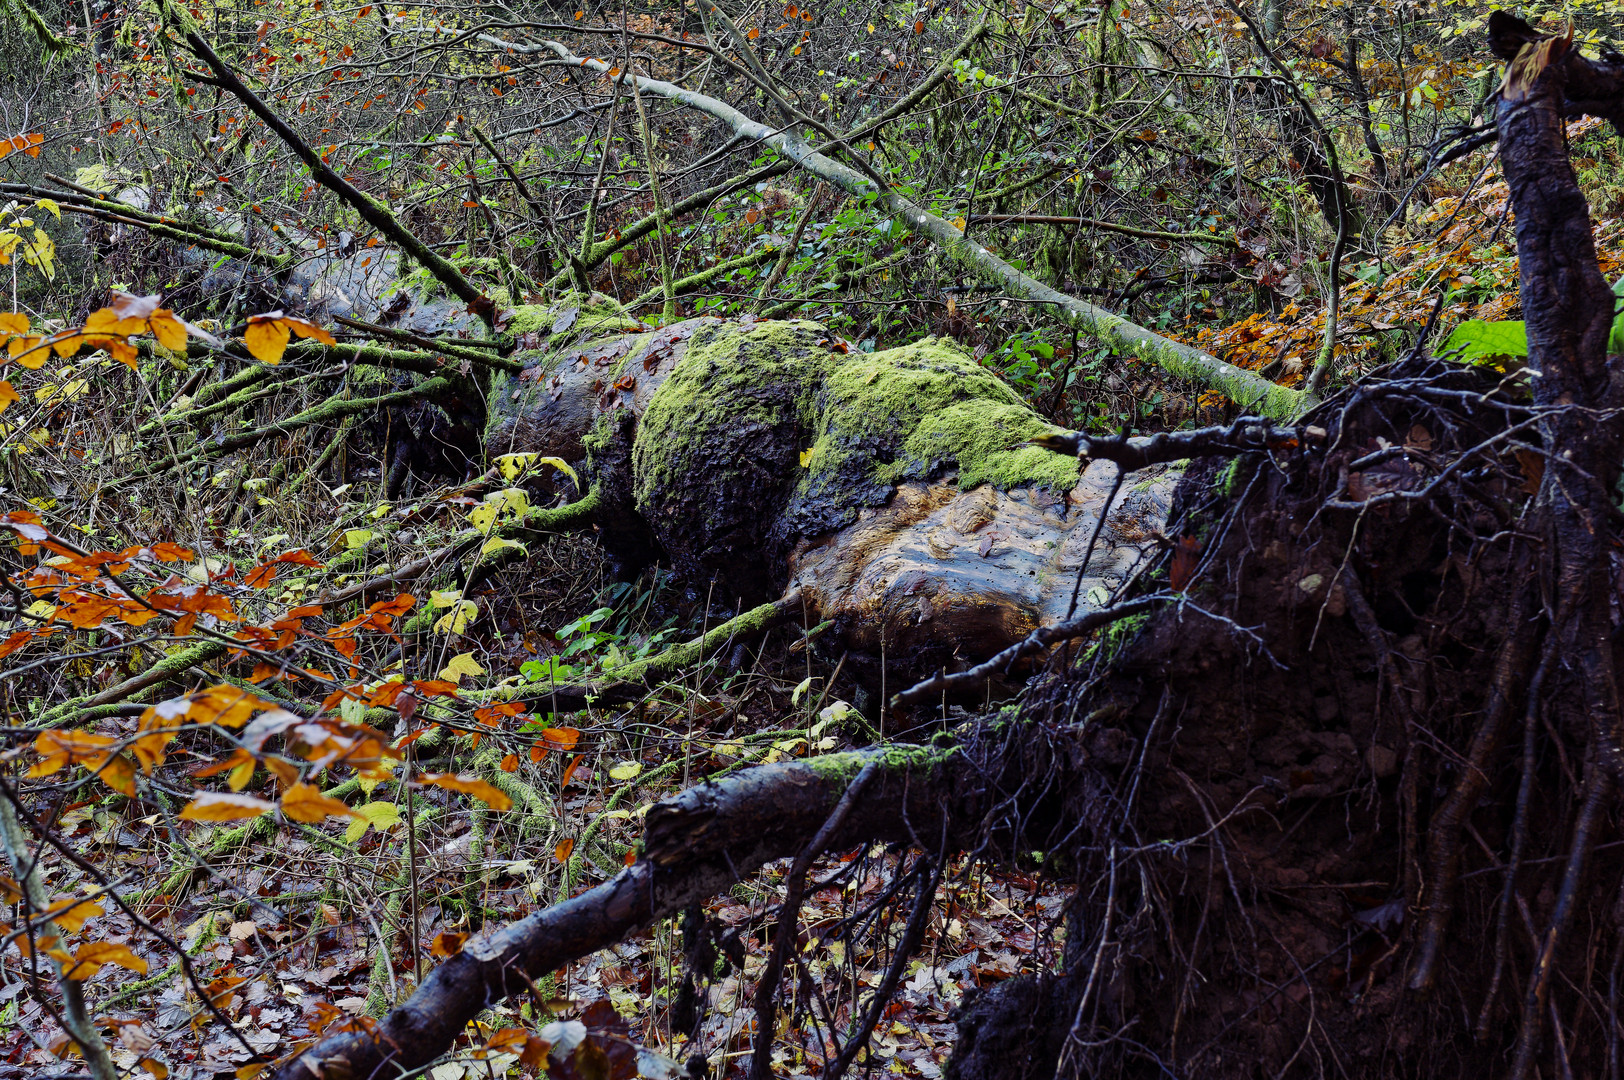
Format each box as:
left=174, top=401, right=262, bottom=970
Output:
left=266, top=23, right=1624, bottom=1080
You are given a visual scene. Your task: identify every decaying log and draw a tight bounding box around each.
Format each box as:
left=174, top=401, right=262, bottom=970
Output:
left=484, top=300, right=1179, bottom=684
left=273, top=19, right=1624, bottom=1080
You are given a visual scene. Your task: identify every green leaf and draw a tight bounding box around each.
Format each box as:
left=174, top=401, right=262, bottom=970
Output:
left=1610, top=275, right=1624, bottom=356
left=1442, top=319, right=1527, bottom=362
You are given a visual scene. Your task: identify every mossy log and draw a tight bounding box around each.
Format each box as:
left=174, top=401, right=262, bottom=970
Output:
left=485, top=298, right=1175, bottom=682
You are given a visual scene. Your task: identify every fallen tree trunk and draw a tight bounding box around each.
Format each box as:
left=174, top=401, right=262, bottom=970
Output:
left=486, top=302, right=1184, bottom=691
left=273, top=22, right=1624, bottom=1080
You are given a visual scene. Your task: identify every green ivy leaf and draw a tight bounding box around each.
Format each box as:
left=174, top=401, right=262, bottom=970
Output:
left=1442, top=319, right=1527, bottom=363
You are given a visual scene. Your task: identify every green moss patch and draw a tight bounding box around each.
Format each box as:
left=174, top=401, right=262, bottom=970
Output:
left=777, top=337, right=1080, bottom=542
left=506, top=290, right=645, bottom=348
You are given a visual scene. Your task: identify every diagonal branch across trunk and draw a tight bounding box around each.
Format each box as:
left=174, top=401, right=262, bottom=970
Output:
left=525, top=40, right=1302, bottom=418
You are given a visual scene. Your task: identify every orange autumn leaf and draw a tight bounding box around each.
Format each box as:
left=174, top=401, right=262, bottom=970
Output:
left=554, top=837, right=575, bottom=862
left=1, top=312, right=42, bottom=366
left=191, top=747, right=258, bottom=787
left=43, top=895, right=103, bottom=933
left=60, top=941, right=148, bottom=980
left=130, top=709, right=178, bottom=774
left=279, top=782, right=362, bottom=823
left=8, top=335, right=47, bottom=368
left=1168, top=536, right=1202, bottom=593
left=0, top=132, right=43, bottom=160
left=81, top=292, right=219, bottom=357
left=417, top=772, right=513, bottom=811
left=429, top=930, right=468, bottom=958
left=91, top=754, right=138, bottom=797
left=560, top=753, right=585, bottom=788
left=84, top=295, right=156, bottom=338
left=367, top=592, right=416, bottom=616
left=0, top=380, right=16, bottom=413
left=0, top=629, right=31, bottom=659
left=537, top=726, right=580, bottom=752
left=40, top=330, right=139, bottom=368
left=244, top=562, right=279, bottom=589
left=148, top=685, right=289, bottom=729
left=28, top=729, right=117, bottom=778
left=485, top=1027, right=550, bottom=1067
left=180, top=791, right=276, bottom=821
left=243, top=311, right=338, bottom=365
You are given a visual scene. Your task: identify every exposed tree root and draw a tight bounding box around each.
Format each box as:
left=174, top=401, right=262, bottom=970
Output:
left=270, top=744, right=995, bottom=1080
left=261, top=24, right=1624, bottom=1080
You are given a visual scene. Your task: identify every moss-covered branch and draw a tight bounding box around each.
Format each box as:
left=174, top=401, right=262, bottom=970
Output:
left=624, top=248, right=778, bottom=313
left=531, top=42, right=1304, bottom=419
left=37, top=641, right=227, bottom=727
left=135, top=376, right=455, bottom=478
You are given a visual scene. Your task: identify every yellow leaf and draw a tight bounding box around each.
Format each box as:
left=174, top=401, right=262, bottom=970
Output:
left=439, top=651, right=486, bottom=685
left=468, top=488, right=530, bottom=530
left=179, top=792, right=276, bottom=821
left=418, top=771, right=512, bottom=810
left=0, top=312, right=27, bottom=335
left=799, top=448, right=814, bottom=468
left=479, top=536, right=525, bottom=557
left=21, top=230, right=55, bottom=279
left=242, top=317, right=289, bottom=364
left=60, top=941, right=148, bottom=980
left=433, top=599, right=479, bottom=635
left=343, top=529, right=373, bottom=549
left=0, top=381, right=16, bottom=414
left=32, top=198, right=60, bottom=220
left=494, top=453, right=579, bottom=485
left=34, top=379, right=87, bottom=404
left=608, top=761, right=643, bottom=781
